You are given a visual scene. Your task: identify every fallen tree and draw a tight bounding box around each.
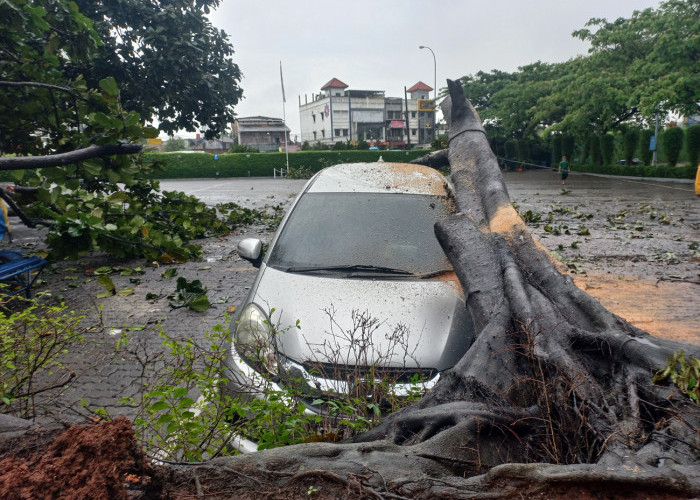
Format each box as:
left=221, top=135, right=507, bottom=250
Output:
left=156, top=81, right=700, bottom=497
left=19, top=82, right=694, bottom=499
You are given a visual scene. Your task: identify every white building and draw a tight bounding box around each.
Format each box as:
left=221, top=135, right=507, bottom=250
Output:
left=298, top=78, right=436, bottom=149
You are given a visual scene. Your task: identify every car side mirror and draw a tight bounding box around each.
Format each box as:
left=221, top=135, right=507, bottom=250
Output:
left=237, top=238, right=263, bottom=268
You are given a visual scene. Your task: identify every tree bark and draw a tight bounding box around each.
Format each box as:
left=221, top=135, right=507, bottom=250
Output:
left=0, top=144, right=142, bottom=171
left=164, top=81, right=700, bottom=499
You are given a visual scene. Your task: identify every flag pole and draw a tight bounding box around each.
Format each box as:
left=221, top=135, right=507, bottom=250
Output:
left=280, top=61, right=289, bottom=172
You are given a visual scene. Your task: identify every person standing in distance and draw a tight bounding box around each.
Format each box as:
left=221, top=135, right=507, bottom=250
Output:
left=558, top=156, right=570, bottom=185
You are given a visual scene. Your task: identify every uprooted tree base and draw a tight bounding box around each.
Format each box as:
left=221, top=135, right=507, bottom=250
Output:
left=0, top=418, right=694, bottom=499
left=2, top=82, right=697, bottom=499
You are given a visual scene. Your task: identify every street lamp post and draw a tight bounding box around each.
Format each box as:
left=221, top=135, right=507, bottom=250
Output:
left=418, top=45, right=436, bottom=101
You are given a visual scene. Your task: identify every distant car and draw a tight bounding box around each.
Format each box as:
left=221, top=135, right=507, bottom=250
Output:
left=222, top=162, right=474, bottom=417
left=368, top=146, right=380, bottom=150
left=617, top=158, right=642, bottom=165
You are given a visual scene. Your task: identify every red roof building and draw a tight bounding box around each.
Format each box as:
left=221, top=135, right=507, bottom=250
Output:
left=406, top=81, right=433, bottom=93
left=321, top=78, right=349, bottom=90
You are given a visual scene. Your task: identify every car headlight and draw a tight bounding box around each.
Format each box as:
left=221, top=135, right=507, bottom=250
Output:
left=234, top=303, right=278, bottom=375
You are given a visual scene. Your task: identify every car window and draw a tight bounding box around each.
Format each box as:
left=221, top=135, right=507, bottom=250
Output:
left=267, top=193, right=453, bottom=275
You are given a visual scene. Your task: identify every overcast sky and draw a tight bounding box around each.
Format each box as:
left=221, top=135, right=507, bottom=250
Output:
left=205, top=0, right=662, bottom=141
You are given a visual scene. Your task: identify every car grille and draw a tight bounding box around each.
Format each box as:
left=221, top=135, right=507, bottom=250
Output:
left=299, top=360, right=436, bottom=384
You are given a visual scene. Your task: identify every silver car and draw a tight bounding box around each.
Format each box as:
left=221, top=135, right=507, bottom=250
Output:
left=223, top=162, right=474, bottom=412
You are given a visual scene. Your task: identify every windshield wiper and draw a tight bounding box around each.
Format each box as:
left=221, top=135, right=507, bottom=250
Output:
left=417, top=269, right=454, bottom=279
left=282, top=264, right=414, bottom=276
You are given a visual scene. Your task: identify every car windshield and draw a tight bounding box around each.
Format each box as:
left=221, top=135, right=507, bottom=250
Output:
left=267, top=192, right=452, bottom=276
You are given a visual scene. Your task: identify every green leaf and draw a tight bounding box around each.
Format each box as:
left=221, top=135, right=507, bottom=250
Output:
left=177, top=397, right=195, bottom=408
left=161, top=268, right=178, bottom=279
left=98, top=77, right=119, bottom=96
left=143, top=126, right=159, bottom=139
left=188, top=295, right=211, bottom=312
left=149, top=400, right=171, bottom=411
left=105, top=191, right=128, bottom=205
left=117, top=288, right=134, bottom=296
left=97, top=275, right=116, bottom=293
left=172, top=387, right=188, bottom=398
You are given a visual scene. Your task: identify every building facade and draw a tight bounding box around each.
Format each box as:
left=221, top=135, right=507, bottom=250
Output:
left=184, top=135, right=233, bottom=153
left=298, top=78, right=436, bottom=149
left=232, top=116, right=291, bottom=152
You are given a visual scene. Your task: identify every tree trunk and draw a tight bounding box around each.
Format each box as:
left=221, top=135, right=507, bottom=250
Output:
left=165, top=81, right=700, bottom=499
left=0, top=143, right=142, bottom=171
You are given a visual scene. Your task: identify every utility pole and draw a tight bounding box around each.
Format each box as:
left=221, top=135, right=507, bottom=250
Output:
left=652, top=109, right=659, bottom=166
left=419, top=45, right=437, bottom=101
left=404, top=86, right=411, bottom=149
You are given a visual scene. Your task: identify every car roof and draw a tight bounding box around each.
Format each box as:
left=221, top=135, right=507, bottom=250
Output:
left=307, top=162, right=447, bottom=196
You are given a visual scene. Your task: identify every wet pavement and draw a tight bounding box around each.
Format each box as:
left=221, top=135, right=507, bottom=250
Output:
left=8, top=169, right=698, bottom=423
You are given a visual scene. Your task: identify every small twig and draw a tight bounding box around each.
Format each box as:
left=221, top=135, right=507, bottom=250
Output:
left=0, top=81, right=82, bottom=97
left=11, top=371, right=76, bottom=399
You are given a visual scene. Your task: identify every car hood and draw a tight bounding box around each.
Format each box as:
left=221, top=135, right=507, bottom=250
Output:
left=251, top=266, right=472, bottom=371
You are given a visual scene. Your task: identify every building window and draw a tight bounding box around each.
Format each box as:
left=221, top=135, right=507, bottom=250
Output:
left=321, top=113, right=324, bottom=120
left=343, top=129, right=348, bottom=137
left=335, top=129, right=341, bottom=136
left=412, top=129, right=417, bottom=136
left=313, top=131, right=317, bottom=140
left=411, top=112, right=416, bottom=118
left=321, top=130, right=325, bottom=138
left=312, top=114, right=316, bottom=123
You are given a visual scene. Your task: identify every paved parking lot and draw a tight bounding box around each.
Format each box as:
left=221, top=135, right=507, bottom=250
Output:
left=14, top=169, right=698, bottom=423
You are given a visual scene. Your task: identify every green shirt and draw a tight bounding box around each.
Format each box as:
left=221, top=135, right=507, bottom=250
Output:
left=559, top=160, right=569, bottom=172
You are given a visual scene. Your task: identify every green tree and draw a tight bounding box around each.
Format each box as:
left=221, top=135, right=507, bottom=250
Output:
left=573, top=0, right=699, bottom=120
left=163, top=137, right=187, bottom=152
left=67, top=0, right=242, bottom=138
left=686, top=124, right=700, bottom=168
left=0, top=0, right=234, bottom=261
left=457, top=1, right=699, bottom=146
left=662, top=127, right=684, bottom=166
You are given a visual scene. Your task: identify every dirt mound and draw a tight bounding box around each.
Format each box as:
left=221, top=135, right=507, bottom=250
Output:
left=0, top=417, right=161, bottom=499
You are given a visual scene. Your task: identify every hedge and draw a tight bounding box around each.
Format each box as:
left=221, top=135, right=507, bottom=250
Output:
left=143, top=150, right=427, bottom=179
left=571, top=162, right=695, bottom=179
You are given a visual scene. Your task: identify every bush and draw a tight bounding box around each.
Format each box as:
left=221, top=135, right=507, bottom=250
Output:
left=623, top=128, right=639, bottom=166
left=229, top=144, right=259, bottom=153
left=561, top=134, right=575, bottom=161
left=1, top=293, right=89, bottom=418
left=572, top=162, right=694, bottom=179
left=639, top=129, right=654, bottom=166
left=685, top=124, right=700, bottom=168
left=662, top=127, right=684, bottom=166
left=112, top=310, right=426, bottom=461
left=550, top=134, right=562, bottom=166
left=504, top=138, right=518, bottom=160
left=600, top=134, right=615, bottom=166
left=143, top=150, right=426, bottom=179
left=590, top=134, right=602, bottom=166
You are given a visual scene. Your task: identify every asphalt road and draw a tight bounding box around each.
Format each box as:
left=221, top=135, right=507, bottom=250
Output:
left=19, top=169, right=698, bottom=424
